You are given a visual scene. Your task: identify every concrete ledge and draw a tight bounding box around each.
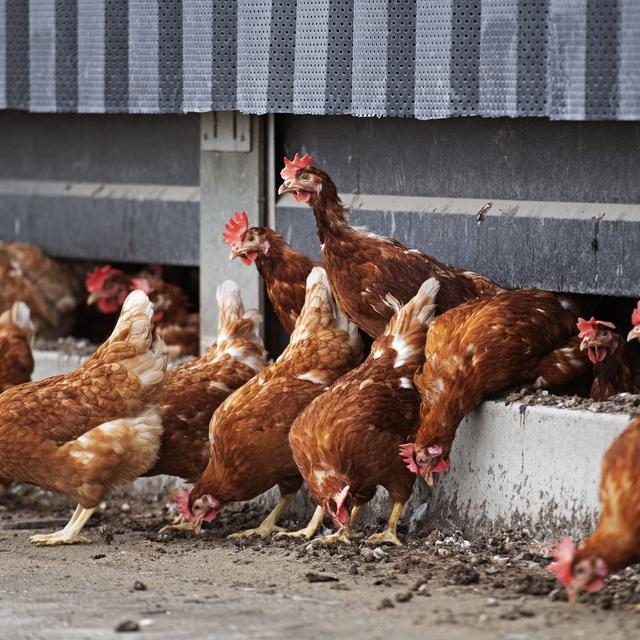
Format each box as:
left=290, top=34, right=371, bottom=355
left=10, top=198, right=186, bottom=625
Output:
left=416, top=401, right=631, bottom=537
left=32, top=350, right=87, bottom=381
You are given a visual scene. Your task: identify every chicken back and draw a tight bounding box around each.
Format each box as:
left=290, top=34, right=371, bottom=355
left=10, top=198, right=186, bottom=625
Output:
left=0, top=302, right=34, bottom=393
left=148, top=280, right=268, bottom=482
left=0, top=289, right=166, bottom=545
left=278, top=154, right=502, bottom=337
left=173, top=267, right=362, bottom=538
left=549, top=416, right=640, bottom=601
left=289, top=278, right=441, bottom=546
left=405, top=289, right=589, bottom=484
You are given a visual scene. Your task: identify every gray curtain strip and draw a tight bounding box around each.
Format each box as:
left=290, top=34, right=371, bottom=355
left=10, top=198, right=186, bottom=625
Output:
left=1, top=0, right=638, bottom=120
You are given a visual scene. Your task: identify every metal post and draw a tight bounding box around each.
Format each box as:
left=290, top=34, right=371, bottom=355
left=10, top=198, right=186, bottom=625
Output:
left=199, top=112, right=266, bottom=350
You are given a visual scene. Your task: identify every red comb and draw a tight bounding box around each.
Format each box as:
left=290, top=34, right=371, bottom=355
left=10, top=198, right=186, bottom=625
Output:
left=548, top=536, right=576, bottom=587
left=222, top=211, right=249, bottom=247
left=85, top=265, right=124, bottom=293
left=632, top=301, right=640, bottom=327
left=577, top=316, right=616, bottom=339
left=171, top=489, right=193, bottom=522
left=399, top=443, right=419, bottom=475
left=280, top=153, right=314, bottom=180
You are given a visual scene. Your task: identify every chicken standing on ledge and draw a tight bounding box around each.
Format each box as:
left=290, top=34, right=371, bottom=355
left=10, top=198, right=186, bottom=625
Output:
left=402, top=289, right=590, bottom=485
left=278, top=154, right=503, bottom=337
left=0, top=290, right=166, bottom=545
left=171, top=267, right=362, bottom=538
left=222, top=211, right=317, bottom=335
left=86, top=264, right=199, bottom=356
left=578, top=315, right=640, bottom=400
left=549, top=416, right=640, bottom=602
left=148, top=280, right=268, bottom=482
left=0, top=241, right=80, bottom=337
left=288, top=277, right=440, bottom=546
left=0, top=302, right=34, bottom=393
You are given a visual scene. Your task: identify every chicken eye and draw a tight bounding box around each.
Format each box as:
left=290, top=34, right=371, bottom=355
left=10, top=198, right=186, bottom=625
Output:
left=301, top=173, right=310, bottom=181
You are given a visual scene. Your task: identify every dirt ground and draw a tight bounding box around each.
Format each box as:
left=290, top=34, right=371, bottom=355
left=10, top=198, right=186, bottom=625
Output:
left=0, top=492, right=639, bottom=640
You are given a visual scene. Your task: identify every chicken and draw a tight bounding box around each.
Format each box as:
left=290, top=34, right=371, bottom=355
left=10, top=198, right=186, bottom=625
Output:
left=401, top=289, right=590, bottom=484
left=147, top=280, right=268, bottom=481
left=171, top=267, right=362, bottom=538
left=86, top=264, right=199, bottom=356
left=277, top=154, right=503, bottom=337
left=0, top=290, right=166, bottom=545
left=288, top=277, right=441, bottom=546
left=223, top=210, right=317, bottom=334
left=577, top=315, right=640, bottom=400
left=0, top=241, right=81, bottom=337
left=0, top=302, right=34, bottom=392
left=549, top=416, right=640, bottom=602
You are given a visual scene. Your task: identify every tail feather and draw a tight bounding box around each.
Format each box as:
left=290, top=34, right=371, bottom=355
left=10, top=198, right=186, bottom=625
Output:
left=91, top=289, right=166, bottom=393
left=385, top=277, right=440, bottom=340
left=9, top=302, right=32, bottom=331
left=290, top=267, right=360, bottom=350
left=214, top=280, right=265, bottom=357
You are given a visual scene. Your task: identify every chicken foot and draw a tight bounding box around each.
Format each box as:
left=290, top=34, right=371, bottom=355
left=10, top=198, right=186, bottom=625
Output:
left=159, top=515, right=197, bottom=534
left=227, top=493, right=294, bottom=539
left=30, top=504, right=95, bottom=546
left=318, top=506, right=364, bottom=545
left=275, top=505, right=325, bottom=540
left=365, top=502, right=404, bottom=547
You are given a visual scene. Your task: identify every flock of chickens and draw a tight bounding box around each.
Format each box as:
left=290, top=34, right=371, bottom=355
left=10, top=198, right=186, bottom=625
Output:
left=0, top=154, right=638, bottom=605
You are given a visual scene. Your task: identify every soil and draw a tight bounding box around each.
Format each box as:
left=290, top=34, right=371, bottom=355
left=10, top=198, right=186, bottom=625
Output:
left=1, top=491, right=639, bottom=640
left=501, top=388, right=640, bottom=416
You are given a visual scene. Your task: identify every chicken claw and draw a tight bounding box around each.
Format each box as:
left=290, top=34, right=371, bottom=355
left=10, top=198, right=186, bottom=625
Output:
left=319, top=527, right=355, bottom=545
left=227, top=493, right=294, bottom=540
left=365, top=502, right=404, bottom=547
left=29, top=505, right=95, bottom=546
left=158, top=519, right=198, bottom=534
left=276, top=505, right=324, bottom=541
left=365, top=529, right=402, bottom=547
left=227, top=525, right=286, bottom=540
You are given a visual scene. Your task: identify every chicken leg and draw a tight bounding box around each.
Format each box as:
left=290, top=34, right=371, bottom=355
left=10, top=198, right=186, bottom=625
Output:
left=227, top=493, right=294, bottom=539
left=318, top=505, right=364, bottom=545
left=365, top=502, right=404, bottom=547
left=275, top=505, right=325, bottom=540
left=30, top=505, right=95, bottom=546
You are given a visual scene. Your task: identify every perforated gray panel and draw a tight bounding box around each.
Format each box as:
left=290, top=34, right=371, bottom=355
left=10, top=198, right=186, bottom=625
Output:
left=1, top=0, right=638, bottom=120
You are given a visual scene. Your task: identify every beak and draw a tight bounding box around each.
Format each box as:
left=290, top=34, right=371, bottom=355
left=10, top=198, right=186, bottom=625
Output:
left=424, top=471, right=434, bottom=487
left=579, top=337, right=591, bottom=351
left=229, top=248, right=239, bottom=261
left=627, top=326, right=640, bottom=342
left=566, top=588, right=577, bottom=605
left=278, top=180, right=295, bottom=195
left=191, top=516, right=203, bottom=535
left=87, top=292, right=99, bottom=305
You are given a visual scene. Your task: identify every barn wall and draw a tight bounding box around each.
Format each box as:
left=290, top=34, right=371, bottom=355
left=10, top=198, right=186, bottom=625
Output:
left=275, top=115, right=640, bottom=297
left=0, top=111, right=200, bottom=265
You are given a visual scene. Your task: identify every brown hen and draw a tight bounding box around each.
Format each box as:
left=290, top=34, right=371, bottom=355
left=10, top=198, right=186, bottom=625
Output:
left=86, top=264, right=199, bottom=356
left=278, top=154, right=502, bottom=337
left=0, top=302, right=34, bottom=393
left=147, top=280, right=268, bottom=482
left=404, top=289, right=590, bottom=484
left=288, top=277, right=441, bottom=545
left=577, top=315, right=640, bottom=401
left=173, top=267, right=362, bottom=538
left=222, top=211, right=317, bottom=334
left=0, top=242, right=80, bottom=337
left=549, top=416, right=640, bottom=602
left=0, top=290, right=166, bottom=545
